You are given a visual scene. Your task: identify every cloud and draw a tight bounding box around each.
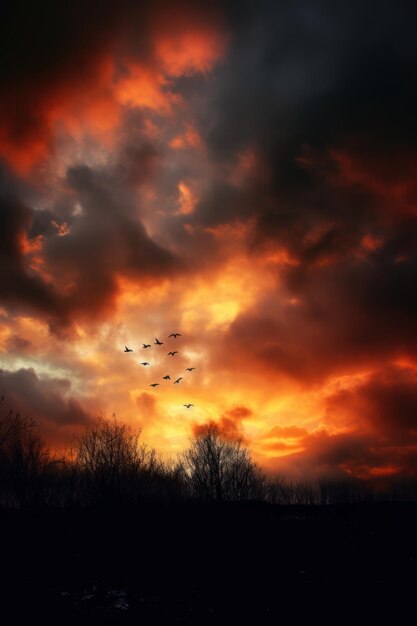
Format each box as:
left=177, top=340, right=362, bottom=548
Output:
left=0, top=194, right=61, bottom=318
left=0, top=0, right=226, bottom=331
left=193, top=404, right=252, bottom=441
left=43, top=165, right=180, bottom=324
left=0, top=174, right=180, bottom=331
left=326, top=366, right=417, bottom=443
left=0, top=367, right=92, bottom=444
left=0, top=0, right=226, bottom=174
left=259, top=365, right=417, bottom=479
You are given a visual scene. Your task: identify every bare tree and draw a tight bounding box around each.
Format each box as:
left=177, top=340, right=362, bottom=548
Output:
left=179, top=424, right=265, bottom=502
left=0, top=403, right=53, bottom=507
left=74, top=415, right=161, bottom=504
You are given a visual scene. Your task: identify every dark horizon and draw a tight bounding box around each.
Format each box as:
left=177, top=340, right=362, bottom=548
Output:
left=1, top=404, right=417, bottom=509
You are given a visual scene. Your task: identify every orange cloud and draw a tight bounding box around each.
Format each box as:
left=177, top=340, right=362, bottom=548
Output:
left=169, top=125, right=203, bottom=150
left=0, top=54, right=120, bottom=175
left=0, top=10, right=226, bottom=176
left=115, top=63, right=177, bottom=114
left=155, top=27, right=226, bottom=77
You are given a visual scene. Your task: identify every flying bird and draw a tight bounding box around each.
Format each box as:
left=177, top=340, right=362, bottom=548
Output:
left=154, top=338, right=163, bottom=345
left=169, top=333, right=182, bottom=338
left=140, top=362, right=150, bottom=366
left=150, top=383, right=160, bottom=388
left=186, top=367, right=195, bottom=372
left=163, top=375, right=171, bottom=380
left=174, top=377, right=183, bottom=384
left=184, top=404, right=194, bottom=408
left=167, top=351, right=178, bottom=356
left=142, top=344, right=151, bottom=349
left=124, top=346, right=133, bottom=352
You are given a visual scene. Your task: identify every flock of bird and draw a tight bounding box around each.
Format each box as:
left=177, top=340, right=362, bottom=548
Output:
left=123, top=333, right=195, bottom=409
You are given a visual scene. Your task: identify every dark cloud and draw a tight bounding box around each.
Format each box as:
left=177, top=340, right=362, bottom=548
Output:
left=203, top=1, right=417, bottom=159
left=0, top=367, right=92, bottom=440
left=43, top=165, right=180, bottom=322
left=263, top=427, right=417, bottom=480
left=183, top=1, right=417, bottom=271
left=118, top=142, right=160, bottom=187
left=291, top=430, right=393, bottom=479
left=0, top=165, right=181, bottom=329
left=29, top=208, right=68, bottom=239
left=0, top=194, right=61, bottom=317
left=327, top=367, right=417, bottom=443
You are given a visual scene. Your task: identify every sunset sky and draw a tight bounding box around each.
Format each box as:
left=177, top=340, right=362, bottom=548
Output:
left=1, top=0, right=417, bottom=480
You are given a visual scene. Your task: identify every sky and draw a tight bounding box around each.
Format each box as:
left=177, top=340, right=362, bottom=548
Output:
left=1, top=0, right=417, bottom=481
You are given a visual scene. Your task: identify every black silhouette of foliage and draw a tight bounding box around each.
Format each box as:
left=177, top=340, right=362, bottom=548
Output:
left=0, top=400, right=55, bottom=507
left=1, top=398, right=417, bottom=508
left=74, top=415, right=162, bottom=504
left=179, top=424, right=265, bottom=502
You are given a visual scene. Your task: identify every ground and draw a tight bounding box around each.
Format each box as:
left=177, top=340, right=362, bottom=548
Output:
left=1, top=502, right=416, bottom=624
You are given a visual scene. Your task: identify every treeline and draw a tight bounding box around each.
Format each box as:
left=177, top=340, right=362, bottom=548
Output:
left=1, top=407, right=416, bottom=508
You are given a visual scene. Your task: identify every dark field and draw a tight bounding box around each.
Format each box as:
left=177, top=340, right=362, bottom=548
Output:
left=1, top=502, right=416, bottom=625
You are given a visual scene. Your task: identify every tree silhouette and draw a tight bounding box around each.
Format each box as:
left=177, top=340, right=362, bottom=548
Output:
left=0, top=404, right=53, bottom=507
left=75, top=415, right=161, bottom=504
left=179, top=424, right=265, bottom=502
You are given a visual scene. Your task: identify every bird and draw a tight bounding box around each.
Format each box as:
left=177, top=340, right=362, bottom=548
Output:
left=150, top=383, right=160, bottom=388
left=163, top=375, right=171, bottom=380
left=124, top=346, right=133, bottom=352
left=142, top=344, right=151, bottom=349
left=184, top=404, right=194, bottom=408
left=154, top=338, right=163, bottom=345
left=167, top=351, right=178, bottom=356
left=140, top=362, right=150, bottom=366
left=169, top=333, right=182, bottom=338
left=186, top=367, right=195, bottom=372
left=174, top=377, right=183, bottom=384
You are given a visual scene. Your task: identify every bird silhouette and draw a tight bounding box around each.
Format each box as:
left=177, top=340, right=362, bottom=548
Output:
left=167, top=351, right=178, bottom=356
left=163, top=375, right=171, bottom=380
left=140, top=362, right=150, bottom=366
left=142, top=344, right=151, bottom=349
left=150, top=383, right=160, bottom=388
left=174, top=377, right=183, bottom=384
left=154, top=338, right=163, bottom=345
left=184, top=404, right=194, bottom=408
left=169, top=333, right=182, bottom=338
left=186, top=367, right=195, bottom=372
left=124, top=346, right=133, bottom=352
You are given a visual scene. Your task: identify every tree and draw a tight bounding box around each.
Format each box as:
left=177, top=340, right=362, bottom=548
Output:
left=179, top=424, right=265, bottom=502
left=74, top=415, right=161, bottom=504
left=0, top=405, right=53, bottom=507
